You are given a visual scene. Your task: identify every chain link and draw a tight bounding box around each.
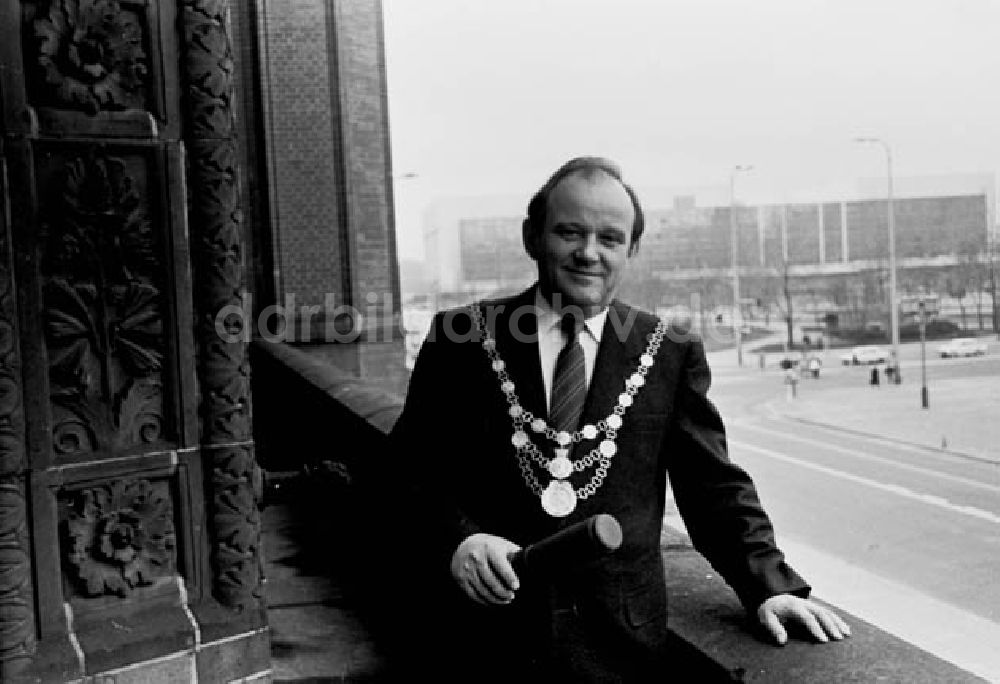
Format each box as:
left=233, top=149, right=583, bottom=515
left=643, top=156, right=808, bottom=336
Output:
left=515, top=451, right=544, bottom=495
left=472, top=304, right=667, bottom=500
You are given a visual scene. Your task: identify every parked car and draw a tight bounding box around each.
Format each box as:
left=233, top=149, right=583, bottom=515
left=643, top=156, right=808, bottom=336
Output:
left=840, top=345, right=889, bottom=365
left=937, top=338, right=988, bottom=358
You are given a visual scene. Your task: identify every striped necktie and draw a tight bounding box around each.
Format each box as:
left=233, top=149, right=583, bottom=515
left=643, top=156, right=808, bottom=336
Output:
left=549, top=315, right=586, bottom=434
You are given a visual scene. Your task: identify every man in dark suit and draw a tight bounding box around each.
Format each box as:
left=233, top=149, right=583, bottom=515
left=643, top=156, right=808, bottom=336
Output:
left=390, top=157, right=848, bottom=681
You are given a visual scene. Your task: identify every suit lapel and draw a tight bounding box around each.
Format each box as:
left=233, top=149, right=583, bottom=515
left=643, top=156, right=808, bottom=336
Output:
left=576, top=300, right=645, bottom=454
left=491, top=287, right=546, bottom=422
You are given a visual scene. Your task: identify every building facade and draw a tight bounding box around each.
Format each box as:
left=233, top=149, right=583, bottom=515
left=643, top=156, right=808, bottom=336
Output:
left=423, top=182, right=996, bottom=331
left=0, top=0, right=400, bottom=680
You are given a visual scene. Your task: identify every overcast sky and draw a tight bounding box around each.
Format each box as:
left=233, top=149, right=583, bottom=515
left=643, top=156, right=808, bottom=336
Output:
left=383, top=0, right=1000, bottom=259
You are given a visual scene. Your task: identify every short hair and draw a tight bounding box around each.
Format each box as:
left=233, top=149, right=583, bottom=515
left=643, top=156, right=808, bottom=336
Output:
left=525, top=156, right=645, bottom=254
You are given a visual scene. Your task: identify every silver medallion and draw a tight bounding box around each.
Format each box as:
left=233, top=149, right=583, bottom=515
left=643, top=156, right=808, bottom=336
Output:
left=540, top=480, right=577, bottom=517
left=548, top=454, right=574, bottom=479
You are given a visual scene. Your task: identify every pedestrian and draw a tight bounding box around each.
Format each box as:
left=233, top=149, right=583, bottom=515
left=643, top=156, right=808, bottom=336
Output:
left=390, top=157, right=849, bottom=681
left=785, top=365, right=799, bottom=398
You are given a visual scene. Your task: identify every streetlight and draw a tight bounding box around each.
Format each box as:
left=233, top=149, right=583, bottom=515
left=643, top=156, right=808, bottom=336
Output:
left=730, top=164, right=753, bottom=367
left=918, top=298, right=929, bottom=408
left=854, top=137, right=901, bottom=383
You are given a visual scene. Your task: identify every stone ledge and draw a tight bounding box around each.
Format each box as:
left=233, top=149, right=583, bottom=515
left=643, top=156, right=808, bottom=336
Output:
left=250, top=339, right=404, bottom=475
left=659, top=527, right=987, bottom=683
left=252, top=339, right=403, bottom=434
left=251, top=338, right=986, bottom=682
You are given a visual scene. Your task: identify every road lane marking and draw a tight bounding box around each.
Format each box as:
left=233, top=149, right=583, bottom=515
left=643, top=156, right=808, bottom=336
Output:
left=665, top=512, right=1000, bottom=683
left=731, top=440, right=1000, bottom=525
left=734, top=422, right=1000, bottom=494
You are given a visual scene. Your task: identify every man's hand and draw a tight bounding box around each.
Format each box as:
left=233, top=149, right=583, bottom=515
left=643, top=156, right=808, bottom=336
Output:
left=450, top=533, right=521, bottom=605
left=757, top=594, right=851, bottom=645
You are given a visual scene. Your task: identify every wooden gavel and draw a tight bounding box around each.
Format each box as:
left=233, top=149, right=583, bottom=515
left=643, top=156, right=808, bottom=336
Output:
left=508, top=514, right=622, bottom=578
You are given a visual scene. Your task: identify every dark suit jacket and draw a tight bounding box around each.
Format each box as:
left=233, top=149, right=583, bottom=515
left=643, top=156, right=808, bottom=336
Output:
left=389, top=287, right=809, bottom=680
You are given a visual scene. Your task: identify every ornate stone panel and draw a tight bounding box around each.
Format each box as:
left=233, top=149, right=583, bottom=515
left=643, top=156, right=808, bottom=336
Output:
left=2, top=0, right=264, bottom=676
left=58, top=477, right=176, bottom=599
left=20, top=0, right=160, bottom=117
left=37, top=149, right=171, bottom=459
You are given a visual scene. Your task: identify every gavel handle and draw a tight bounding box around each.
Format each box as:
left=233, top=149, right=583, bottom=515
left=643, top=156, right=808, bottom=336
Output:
left=508, top=514, right=622, bottom=578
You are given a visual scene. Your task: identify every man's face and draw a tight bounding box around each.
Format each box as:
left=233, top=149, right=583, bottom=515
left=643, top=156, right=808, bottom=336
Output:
left=524, top=171, right=636, bottom=317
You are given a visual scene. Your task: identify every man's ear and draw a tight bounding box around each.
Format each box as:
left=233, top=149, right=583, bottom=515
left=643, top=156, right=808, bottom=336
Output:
left=523, top=218, right=539, bottom=261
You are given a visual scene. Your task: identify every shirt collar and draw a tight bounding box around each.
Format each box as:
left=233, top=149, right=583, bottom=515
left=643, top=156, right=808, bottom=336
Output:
left=534, top=288, right=607, bottom=344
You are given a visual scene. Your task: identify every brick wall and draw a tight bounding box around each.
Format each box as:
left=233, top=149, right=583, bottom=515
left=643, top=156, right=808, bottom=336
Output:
left=231, top=2, right=277, bottom=318
left=261, top=0, right=345, bottom=307
left=252, top=1, right=403, bottom=390
left=332, top=0, right=400, bottom=315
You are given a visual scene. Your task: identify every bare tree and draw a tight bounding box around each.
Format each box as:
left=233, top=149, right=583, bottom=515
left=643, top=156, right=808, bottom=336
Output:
left=781, top=262, right=795, bottom=349
left=973, top=267, right=986, bottom=331
left=757, top=260, right=798, bottom=350
left=988, top=236, right=999, bottom=335
left=952, top=240, right=988, bottom=332
left=953, top=284, right=968, bottom=331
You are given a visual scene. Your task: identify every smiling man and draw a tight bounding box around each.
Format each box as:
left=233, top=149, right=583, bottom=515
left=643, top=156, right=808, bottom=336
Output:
left=391, top=157, right=848, bottom=681
left=525, top=162, right=637, bottom=318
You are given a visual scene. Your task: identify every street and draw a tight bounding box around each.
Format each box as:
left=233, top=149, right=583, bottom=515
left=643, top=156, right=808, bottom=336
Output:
left=667, top=341, right=1000, bottom=682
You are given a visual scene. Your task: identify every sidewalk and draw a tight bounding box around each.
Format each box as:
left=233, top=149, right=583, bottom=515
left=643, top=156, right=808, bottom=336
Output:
left=769, top=375, right=1000, bottom=464
left=705, top=335, right=1000, bottom=464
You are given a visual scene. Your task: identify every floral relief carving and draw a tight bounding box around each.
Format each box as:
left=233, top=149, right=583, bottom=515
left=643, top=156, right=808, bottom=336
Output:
left=62, top=479, right=176, bottom=598
left=42, top=153, right=166, bottom=457
left=0, top=340, right=21, bottom=483
left=1, top=162, right=34, bottom=670
left=0, top=484, right=34, bottom=668
left=23, top=0, right=149, bottom=114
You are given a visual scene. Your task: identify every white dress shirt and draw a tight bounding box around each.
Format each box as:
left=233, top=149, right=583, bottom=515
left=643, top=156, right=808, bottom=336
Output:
left=534, top=290, right=608, bottom=412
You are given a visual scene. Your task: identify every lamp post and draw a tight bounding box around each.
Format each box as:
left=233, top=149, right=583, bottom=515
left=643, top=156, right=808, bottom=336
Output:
left=918, top=299, right=929, bottom=408
left=730, top=164, right=753, bottom=367
left=854, top=137, right=900, bottom=382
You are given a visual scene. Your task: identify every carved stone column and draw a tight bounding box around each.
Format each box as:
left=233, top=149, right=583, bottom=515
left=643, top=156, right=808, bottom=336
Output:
left=179, top=0, right=263, bottom=613
left=0, top=154, right=33, bottom=681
